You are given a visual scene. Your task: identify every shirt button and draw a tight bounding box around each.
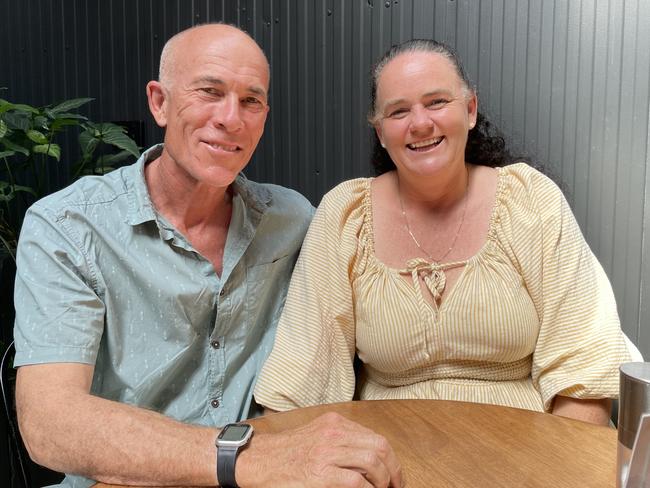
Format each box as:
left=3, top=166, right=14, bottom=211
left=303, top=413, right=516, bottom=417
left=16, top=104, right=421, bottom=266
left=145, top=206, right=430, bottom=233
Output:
left=210, top=398, right=220, bottom=408
left=211, top=340, right=221, bottom=349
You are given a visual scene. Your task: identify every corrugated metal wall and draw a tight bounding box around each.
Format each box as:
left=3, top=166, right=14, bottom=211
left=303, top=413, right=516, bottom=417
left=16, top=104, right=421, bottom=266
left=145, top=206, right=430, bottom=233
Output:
left=1, top=0, right=649, bottom=356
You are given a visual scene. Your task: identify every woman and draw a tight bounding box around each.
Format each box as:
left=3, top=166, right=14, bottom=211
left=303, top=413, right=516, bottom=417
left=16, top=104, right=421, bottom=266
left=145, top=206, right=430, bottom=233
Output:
left=254, top=39, right=631, bottom=425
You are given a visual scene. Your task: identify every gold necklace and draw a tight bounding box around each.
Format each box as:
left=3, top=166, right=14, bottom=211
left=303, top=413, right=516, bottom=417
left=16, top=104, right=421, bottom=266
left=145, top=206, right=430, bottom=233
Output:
left=398, top=167, right=470, bottom=263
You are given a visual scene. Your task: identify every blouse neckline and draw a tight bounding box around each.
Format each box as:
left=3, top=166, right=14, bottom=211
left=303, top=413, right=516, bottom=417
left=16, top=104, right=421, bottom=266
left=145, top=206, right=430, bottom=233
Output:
left=361, top=165, right=509, bottom=274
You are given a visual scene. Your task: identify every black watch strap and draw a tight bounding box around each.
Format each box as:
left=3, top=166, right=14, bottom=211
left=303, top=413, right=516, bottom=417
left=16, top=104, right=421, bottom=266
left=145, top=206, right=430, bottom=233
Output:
left=217, top=445, right=239, bottom=488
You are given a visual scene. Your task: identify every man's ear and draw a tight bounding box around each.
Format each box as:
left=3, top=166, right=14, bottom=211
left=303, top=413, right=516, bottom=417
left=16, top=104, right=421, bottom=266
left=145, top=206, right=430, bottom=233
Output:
left=147, top=81, right=168, bottom=128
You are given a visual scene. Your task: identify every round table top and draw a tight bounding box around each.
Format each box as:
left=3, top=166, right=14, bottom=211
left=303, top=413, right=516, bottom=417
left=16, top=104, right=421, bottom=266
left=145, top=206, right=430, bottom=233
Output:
left=249, top=399, right=616, bottom=487
left=93, top=399, right=617, bottom=487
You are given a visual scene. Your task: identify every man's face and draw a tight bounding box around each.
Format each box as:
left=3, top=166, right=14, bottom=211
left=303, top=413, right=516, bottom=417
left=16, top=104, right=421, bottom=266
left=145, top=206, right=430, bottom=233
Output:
left=151, top=29, right=270, bottom=189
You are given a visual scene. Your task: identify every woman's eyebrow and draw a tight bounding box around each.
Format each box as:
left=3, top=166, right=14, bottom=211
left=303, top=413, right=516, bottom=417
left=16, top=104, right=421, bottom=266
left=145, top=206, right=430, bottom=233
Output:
left=383, top=89, right=455, bottom=109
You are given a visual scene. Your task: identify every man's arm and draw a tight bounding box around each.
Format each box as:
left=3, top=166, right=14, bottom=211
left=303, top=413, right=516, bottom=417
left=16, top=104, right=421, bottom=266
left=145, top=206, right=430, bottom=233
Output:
left=17, top=362, right=217, bottom=486
left=17, top=363, right=403, bottom=487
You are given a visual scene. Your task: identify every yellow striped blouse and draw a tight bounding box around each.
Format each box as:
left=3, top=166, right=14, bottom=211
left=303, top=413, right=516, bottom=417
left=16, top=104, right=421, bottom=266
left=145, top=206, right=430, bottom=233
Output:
left=254, top=163, right=631, bottom=413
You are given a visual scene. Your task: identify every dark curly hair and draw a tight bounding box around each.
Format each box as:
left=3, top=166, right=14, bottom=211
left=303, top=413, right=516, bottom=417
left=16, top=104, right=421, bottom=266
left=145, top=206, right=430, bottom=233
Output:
left=368, top=39, right=514, bottom=175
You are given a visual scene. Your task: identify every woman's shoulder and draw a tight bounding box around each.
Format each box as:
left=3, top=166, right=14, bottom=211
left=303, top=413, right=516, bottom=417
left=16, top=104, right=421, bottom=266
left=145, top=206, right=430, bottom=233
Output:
left=318, top=177, right=373, bottom=215
left=308, top=178, right=376, bottom=251
left=498, top=162, right=566, bottom=208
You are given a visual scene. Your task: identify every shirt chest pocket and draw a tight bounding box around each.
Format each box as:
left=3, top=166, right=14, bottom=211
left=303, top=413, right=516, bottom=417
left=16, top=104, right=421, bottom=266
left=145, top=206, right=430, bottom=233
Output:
left=245, top=254, right=295, bottom=330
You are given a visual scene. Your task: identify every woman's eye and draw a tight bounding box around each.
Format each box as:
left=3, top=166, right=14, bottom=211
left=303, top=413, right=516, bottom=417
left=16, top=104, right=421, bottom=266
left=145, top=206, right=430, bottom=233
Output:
left=388, top=108, right=409, bottom=119
left=427, top=98, right=449, bottom=109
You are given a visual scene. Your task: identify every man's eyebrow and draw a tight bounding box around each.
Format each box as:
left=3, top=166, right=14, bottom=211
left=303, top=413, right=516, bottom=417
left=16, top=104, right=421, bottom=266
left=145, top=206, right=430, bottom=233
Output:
left=195, top=76, right=267, bottom=98
left=248, top=86, right=267, bottom=98
left=196, top=76, right=226, bottom=86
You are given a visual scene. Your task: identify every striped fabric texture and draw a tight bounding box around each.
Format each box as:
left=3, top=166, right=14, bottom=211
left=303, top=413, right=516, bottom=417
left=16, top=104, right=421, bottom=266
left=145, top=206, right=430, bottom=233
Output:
left=254, top=163, right=631, bottom=413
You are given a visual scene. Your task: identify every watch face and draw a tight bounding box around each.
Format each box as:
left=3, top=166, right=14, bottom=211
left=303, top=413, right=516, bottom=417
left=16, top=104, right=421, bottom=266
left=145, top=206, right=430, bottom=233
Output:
left=217, top=423, right=253, bottom=447
left=219, top=424, right=251, bottom=442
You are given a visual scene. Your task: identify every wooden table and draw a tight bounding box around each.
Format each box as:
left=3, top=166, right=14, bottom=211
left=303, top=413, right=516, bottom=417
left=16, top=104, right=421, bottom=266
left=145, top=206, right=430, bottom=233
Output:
left=96, top=399, right=617, bottom=487
left=252, top=400, right=616, bottom=487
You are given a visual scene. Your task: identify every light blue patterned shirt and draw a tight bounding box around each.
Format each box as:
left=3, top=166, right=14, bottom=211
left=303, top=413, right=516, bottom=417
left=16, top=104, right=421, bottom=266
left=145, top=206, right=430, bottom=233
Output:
left=13, top=144, right=313, bottom=486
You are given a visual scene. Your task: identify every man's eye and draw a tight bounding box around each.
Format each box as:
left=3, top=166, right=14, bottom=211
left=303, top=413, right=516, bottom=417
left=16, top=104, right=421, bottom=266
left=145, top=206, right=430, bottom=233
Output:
left=243, top=97, right=266, bottom=112
left=200, top=88, right=221, bottom=96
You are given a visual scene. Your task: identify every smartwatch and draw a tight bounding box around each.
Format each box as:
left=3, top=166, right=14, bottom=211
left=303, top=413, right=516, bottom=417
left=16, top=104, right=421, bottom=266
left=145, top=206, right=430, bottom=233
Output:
left=215, top=423, right=254, bottom=488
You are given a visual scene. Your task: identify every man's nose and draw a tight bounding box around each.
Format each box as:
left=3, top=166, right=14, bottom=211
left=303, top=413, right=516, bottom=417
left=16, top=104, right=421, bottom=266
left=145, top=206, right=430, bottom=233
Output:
left=214, top=94, right=244, bottom=131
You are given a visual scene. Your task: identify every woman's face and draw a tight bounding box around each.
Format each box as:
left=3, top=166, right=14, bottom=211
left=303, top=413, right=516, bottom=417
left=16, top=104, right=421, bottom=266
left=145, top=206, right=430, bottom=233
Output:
left=374, top=51, right=477, bottom=178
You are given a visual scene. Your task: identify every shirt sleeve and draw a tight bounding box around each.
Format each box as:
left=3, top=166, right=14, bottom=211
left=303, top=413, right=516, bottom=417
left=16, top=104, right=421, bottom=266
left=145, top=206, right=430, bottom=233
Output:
left=254, top=181, right=368, bottom=411
left=504, top=165, right=631, bottom=410
left=13, top=203, right=105, bottom=366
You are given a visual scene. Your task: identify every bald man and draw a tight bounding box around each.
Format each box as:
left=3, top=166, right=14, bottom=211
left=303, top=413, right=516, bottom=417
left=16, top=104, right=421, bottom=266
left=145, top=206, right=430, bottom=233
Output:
left=13, top=24, right=403, bottom=488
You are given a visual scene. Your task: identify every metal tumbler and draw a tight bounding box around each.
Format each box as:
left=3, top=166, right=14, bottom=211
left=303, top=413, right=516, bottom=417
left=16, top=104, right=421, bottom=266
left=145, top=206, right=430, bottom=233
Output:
left=618, top=362, right=650, bottom=488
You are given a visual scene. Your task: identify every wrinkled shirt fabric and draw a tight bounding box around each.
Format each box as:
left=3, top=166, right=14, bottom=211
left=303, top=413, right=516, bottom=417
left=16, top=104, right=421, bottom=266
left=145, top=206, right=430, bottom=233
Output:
left=14, top=144, right=313, bottom=487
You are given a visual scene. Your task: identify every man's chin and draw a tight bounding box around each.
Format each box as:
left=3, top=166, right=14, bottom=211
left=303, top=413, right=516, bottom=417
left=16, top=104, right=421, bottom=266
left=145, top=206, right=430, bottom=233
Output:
left=198, top=164, right=245, bottom=188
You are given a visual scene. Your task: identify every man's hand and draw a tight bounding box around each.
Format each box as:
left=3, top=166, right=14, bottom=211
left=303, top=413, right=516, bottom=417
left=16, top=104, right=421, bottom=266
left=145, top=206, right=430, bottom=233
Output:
left=235, top=412, right=404, bottom=487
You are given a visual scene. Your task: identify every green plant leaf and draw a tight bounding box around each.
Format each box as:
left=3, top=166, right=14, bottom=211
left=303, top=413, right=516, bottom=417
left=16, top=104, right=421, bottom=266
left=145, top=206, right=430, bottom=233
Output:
left=11, top=184, right=37, bottom=197
left=33, top=143, right=61, bottom=161
left=26, top=129, right=48, bottom=144
left=85, top=165, right=116, bottom=175
left=0, top=150, right=15, bottom=158
left=51, top=118, right=83, bottom=131
left=96, top=123, right=140, bottom=157
left=1, top=139, right=29, bottom=156
left=79, top=129, right=100, bottom=157
left=33, top=115, right=48, bottom=129
left=0, top=119, right=6, bottom=138
left=0, top=99, right=38, bottom=115
left=49, top=97, right=93, bottom=114
left=53, top=112, right=88, bottom=120
left=3, top=112, right=32, bottom=131
left=0, top=99, right=11, bottom=114
left=96, top=149, right=133, bottom=166
left=0, top=182, right=35, bottom=202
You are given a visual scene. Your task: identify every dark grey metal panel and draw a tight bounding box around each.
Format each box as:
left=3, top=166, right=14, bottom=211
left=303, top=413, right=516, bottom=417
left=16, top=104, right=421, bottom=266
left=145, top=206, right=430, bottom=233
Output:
left=1, top=0, right=649, bottom=355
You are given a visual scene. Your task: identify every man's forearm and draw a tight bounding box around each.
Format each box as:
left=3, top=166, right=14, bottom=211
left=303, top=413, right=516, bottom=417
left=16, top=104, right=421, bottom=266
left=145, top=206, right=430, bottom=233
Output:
left=17, top=363, right=403, bottom=487
left=17, top=364, right=218, bottom=486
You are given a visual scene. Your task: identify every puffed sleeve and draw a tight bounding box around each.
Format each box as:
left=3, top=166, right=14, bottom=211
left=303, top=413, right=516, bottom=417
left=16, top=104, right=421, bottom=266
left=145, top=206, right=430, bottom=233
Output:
left=13, top=203, right=105, bottom=366
left=502, top=164, right=631, bottom=411
left=254, top=179, right=370, bottom=411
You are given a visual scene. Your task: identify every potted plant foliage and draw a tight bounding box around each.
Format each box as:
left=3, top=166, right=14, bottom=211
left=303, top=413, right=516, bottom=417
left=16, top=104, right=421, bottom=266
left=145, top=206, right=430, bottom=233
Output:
left=0, top=90, right=140, bottom=486
left=0, top=92, right=140, bottom=259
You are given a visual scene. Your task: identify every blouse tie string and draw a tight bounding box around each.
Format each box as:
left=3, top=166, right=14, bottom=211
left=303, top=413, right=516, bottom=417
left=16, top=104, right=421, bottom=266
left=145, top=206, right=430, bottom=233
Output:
left=401, top=258, right=447, bottom=306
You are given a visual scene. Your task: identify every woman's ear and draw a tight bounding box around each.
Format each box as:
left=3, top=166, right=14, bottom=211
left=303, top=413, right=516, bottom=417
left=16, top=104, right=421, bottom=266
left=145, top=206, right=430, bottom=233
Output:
left=467, top=92, right=478, bottom=129
left=147, top=81, right=168, bottom=128
left=375, top=124, right=386, bottom=148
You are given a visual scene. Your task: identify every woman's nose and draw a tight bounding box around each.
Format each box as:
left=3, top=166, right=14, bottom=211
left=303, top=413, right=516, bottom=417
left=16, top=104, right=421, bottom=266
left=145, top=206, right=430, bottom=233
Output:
left=408, top=104, right=434, bottom=132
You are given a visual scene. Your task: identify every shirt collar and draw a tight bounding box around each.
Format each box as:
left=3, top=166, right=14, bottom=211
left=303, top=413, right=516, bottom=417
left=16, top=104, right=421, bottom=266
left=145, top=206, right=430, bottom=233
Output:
left=124, top=144, right=272, bottom=226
